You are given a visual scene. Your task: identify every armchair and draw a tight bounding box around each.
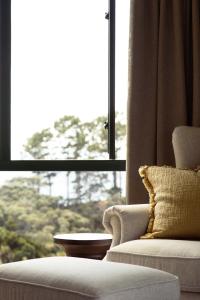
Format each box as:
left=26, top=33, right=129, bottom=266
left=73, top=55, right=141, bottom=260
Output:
left=103, top=126, right=200, bottom=300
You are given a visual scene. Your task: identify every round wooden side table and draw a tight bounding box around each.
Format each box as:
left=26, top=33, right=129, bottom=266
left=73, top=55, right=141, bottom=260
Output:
left=53, top=233, right=112, bottom=260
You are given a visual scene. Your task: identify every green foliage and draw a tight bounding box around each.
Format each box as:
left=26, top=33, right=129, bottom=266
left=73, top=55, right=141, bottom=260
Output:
left=0, top=227, right=47, bottom=263
left=54, top=115, right=85, bottom=159
left=83, top=116, right=108, bottom=158
left=23, top=114, right=126, bottom=204
left=24, top=114, right=126, bottom=161
left=0, top=175, right=125, bottom=263
left=0, top=177, right=92, bottom=262
left=0, top=114, right=126, bottom=263
left=24, top=128, right=53, bottom=159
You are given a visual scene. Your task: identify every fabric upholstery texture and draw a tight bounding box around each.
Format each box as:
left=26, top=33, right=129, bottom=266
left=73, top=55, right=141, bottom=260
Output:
left=106, top=239, right=200, bottom=293
left=104, top=126, right=200, bottom=299
left=180, top=293, right=200, bottom=300
left=0, top=256, right=180, bottom=300
left=139, top=165, right=200, bottom=239
left=103, top=204, right=149, bottom=247
left=172, top=126, right=200, bottom=169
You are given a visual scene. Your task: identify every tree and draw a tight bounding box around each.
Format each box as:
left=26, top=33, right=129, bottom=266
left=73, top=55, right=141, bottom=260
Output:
left=24, top=128, right=57, bottom=193
left=23, top=114, right=126, bottom=204
left=83, top=116, right=108, bottom=159
left=54, top=115, right=85, bottom=159
left=0, top=110, right=127, bottom=261
left=24, top=128, right=53, bottom=160
left=0, top=176, right=93, bottom=262
left=75, top=114, right=126, bottom=200
left=54, top=115, right=86, bottom=204
left=0, top=227, right=48, bottom=263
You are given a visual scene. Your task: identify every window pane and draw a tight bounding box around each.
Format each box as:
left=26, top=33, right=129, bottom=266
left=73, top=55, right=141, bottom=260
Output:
left=11, top=0, right=108, bottom=160
left=115, top=0, right=130, bottom=159
left=0, top=171, right=125, bottom=263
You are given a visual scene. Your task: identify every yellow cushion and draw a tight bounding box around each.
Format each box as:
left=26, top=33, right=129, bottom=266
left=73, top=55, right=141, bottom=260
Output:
left=139, top=166, right=200, bottom=239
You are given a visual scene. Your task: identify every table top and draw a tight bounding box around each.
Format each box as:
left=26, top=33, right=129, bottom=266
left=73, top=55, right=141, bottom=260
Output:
left=54, top=233, right=112, bottom=245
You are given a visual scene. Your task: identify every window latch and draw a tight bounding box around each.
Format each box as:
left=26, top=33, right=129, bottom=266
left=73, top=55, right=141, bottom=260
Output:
left=104, top=121, right=109, bottom=130
left=105, top=12, right=109, bottom=20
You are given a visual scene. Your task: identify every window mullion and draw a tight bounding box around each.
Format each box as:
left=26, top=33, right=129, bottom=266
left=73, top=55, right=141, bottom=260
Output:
left=108, top=0, right=115, bottom=159
left=0, top=160, right=126, bottom=171
left=0, top=0, right=11, bottom=161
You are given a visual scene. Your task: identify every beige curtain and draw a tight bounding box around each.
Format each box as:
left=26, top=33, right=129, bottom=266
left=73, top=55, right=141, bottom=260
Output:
left=127, top=0, right=200, bottom=204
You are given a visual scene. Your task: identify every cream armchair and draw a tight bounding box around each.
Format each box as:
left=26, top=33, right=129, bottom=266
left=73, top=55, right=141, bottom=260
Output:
left=103, top=204, right=149, bottom=247
left=103, top=126, right=200, bottom=300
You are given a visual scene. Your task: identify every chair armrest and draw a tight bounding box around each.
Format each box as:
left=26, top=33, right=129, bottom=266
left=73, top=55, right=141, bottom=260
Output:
left=103, top=204, right=149, bottom=247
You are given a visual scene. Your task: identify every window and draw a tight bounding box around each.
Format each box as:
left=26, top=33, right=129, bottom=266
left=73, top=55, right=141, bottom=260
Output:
left=11, top=0, right=108, bottom=160
left=0, top=0, right=128, bottom=172
left=0, top=0, right=129, bottom=263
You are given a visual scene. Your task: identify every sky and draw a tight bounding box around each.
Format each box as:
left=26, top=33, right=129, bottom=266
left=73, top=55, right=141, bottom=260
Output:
left=0, top=0, right=130, bottom=194
left=11, top=0, right=130, bottom=160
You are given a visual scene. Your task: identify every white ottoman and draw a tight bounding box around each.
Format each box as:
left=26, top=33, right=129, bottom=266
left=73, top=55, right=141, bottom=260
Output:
left=0, top=257, right=180, bottom=300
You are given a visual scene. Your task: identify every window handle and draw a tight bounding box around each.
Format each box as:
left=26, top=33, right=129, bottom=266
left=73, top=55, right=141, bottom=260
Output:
left=105, top=12, right=109, bottom=20
left=104, top=121, right=109, bottom=130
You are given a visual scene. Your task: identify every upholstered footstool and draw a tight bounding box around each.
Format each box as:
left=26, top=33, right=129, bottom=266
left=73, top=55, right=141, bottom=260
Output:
left=0, top=257, right=180, bottom=300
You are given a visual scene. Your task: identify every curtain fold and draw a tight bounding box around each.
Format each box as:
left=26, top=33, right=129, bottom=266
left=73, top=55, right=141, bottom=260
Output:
left=127, top=0, right=200, bottom=204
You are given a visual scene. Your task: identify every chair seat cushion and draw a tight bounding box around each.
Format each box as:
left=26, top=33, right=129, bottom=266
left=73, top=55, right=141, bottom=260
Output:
left=106, top=239, right=200, bottom=292
left=0, top=256, right=179, bottom=300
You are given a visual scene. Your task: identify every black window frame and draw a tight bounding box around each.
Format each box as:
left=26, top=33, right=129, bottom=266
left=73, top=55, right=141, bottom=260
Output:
left=0, top=0, right=126, bottom=172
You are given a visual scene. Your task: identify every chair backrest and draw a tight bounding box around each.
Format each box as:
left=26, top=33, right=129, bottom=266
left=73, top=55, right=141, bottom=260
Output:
left=172, top=126, right=200, bottom=169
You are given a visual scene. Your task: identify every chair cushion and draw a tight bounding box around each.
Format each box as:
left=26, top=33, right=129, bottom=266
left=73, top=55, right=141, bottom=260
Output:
left=172, top=126, right=200, bottom=169
left=0, top=257, right=179, bottom=300
left=139, top=165, right=200, bottom=239
left=106, top=239, right=200, bottom=292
